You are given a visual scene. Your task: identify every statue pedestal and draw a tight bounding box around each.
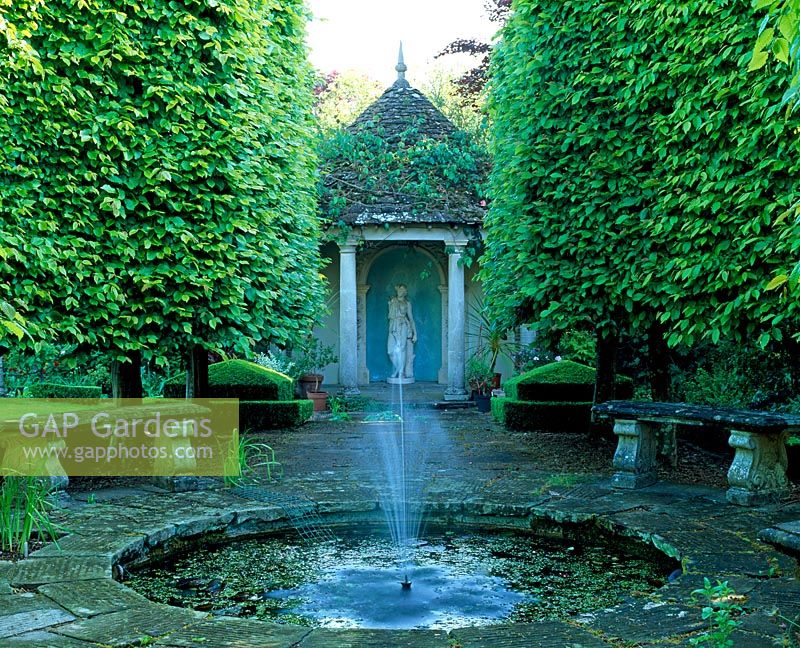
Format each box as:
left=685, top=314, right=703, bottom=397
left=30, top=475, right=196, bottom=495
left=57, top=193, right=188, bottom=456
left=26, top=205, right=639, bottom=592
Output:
left=388, top=377, right=415, bottom=385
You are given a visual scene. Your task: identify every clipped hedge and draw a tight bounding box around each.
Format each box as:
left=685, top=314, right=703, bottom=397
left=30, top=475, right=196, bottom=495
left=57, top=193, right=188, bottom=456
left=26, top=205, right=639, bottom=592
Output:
left=504, top=361, right=632, bottom=403
left=164, top=360, right=293, bottom=401
left=27, top=383, right=102, bottom=398
left=239, top=400, right=313, bottom=430
left=492, top=398, right=592, bottom=432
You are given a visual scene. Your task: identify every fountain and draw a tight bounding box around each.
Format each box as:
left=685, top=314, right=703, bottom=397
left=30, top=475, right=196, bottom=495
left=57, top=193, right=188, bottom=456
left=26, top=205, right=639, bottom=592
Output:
left=126, top=360, right=678, bottom=630
left=370, top=381, right=424, bottom=590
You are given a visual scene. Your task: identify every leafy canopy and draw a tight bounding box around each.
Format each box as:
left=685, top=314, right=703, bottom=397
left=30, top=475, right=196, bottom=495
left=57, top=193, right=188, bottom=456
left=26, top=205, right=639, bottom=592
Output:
left=483, top=0, right=800, bottom=348
left=1, top=0, right=323, bottom=361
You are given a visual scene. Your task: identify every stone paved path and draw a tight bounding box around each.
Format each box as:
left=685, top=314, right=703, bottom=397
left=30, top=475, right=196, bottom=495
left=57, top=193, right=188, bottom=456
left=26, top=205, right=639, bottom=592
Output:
left=0, top=409, right=798, bottom=647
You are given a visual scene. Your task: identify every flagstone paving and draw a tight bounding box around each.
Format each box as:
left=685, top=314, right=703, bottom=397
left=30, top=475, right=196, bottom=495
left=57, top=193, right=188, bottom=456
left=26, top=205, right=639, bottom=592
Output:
left=0, top=409, right=798, bottom=647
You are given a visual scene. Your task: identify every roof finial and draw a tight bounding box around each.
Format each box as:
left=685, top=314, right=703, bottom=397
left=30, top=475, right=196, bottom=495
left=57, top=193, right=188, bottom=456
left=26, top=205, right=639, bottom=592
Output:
left=395, top=41, right=408, bottom=82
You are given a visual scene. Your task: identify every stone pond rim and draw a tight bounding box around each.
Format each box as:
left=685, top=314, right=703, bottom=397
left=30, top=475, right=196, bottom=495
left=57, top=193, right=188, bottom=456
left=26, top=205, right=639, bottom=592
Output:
left=4, top=484, right=797, bottom=646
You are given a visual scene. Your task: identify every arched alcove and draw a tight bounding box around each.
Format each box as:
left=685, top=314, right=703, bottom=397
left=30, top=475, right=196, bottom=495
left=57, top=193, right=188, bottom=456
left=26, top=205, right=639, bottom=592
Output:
left=363, top=246, right=445, bottom=382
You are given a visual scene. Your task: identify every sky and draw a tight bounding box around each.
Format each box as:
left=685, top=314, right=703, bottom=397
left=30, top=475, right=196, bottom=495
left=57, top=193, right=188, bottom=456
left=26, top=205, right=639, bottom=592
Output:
left=306, top=0, right=497, bottom=86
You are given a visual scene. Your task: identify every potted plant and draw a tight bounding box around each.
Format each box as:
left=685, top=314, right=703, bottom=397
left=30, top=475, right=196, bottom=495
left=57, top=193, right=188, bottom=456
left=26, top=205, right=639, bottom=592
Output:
left=466, top=356, right=494, bottom=413
left=293, top=338, right=336, bottom=410
left=467, top=298, right=517, bottom=388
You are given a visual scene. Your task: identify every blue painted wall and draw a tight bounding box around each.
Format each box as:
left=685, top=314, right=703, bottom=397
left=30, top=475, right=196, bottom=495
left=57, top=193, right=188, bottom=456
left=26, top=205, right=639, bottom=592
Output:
left=366, top=248, right=442, bottom=382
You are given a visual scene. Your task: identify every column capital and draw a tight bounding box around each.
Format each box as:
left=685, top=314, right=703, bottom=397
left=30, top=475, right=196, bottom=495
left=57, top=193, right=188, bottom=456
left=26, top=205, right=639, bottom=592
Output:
left=339, top=243, right=358, bottom=254
left=446, top=242, right=468, bottom=256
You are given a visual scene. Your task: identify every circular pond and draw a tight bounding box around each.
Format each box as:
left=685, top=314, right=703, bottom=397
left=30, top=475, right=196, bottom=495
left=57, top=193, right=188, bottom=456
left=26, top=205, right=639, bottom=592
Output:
left=126, top=525, right=678, bottom=630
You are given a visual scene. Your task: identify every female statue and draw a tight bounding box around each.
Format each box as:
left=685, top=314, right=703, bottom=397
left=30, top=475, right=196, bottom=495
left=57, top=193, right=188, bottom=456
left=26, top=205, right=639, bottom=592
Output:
left=387, top=284, right=417, bottom=382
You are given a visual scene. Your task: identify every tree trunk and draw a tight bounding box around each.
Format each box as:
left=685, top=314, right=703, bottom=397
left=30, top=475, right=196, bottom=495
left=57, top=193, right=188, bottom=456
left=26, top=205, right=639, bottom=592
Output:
left=111, top=350, right=143, bottom=399
left=186, top=345, right=209, bottom=399
left=648, top=321, right=671, bottom=401
left=593, top=327, right=619, bottom=406
left=784, top=335, right=800, bottom=394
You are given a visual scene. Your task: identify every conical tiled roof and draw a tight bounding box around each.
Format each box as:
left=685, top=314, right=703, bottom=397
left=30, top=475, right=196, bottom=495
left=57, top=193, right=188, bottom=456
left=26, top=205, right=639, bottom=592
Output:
left=349, top=77, right=457, bottom=142
left=320, top=48, right=487, bottom=228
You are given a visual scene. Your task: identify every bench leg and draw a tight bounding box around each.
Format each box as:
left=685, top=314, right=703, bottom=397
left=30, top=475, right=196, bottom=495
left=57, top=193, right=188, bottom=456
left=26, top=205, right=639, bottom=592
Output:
left=727, top=429, right=789, bottom=506
left=612, top=419, right=658, bottom=489
left=657, top=423, right=678, bottom=469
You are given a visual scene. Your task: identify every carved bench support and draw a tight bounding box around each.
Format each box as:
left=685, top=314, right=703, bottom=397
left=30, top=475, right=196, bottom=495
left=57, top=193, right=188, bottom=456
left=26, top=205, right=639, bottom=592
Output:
left=612, top=419, right=658, bottom=489
left=727, top=429, right=789, bottom=506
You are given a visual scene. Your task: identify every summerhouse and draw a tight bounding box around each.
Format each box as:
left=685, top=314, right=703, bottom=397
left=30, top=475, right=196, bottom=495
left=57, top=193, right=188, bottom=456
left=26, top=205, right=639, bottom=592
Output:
left=316, top=49, right=502, bottom=398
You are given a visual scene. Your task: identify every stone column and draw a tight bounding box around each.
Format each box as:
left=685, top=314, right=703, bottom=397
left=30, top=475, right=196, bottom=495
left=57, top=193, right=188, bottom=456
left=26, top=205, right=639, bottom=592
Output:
left=438, top=285, right=448, bottom=384
left=445, top=244, right=468, bottom=400
left=727, top=429, right=789, bottom=506
left=339, top=243, right=359, bottom=394
left=611, top=419, right=658, bottom=489
left=357, top=284, right=371, bottom=385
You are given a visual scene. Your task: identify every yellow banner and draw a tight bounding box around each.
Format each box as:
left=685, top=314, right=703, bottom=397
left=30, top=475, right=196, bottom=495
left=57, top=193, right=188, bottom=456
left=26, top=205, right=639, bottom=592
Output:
left=0, top=399, right=239, bottom=477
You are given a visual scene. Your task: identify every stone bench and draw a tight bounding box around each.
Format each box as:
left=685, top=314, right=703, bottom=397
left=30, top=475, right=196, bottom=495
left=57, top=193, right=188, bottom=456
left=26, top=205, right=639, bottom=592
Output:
left=592, top=400, right=800, bottom=506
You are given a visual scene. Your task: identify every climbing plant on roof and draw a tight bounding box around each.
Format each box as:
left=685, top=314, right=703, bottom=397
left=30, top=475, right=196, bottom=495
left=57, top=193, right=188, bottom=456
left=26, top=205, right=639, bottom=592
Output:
left=1, top=0, right=323, bottom=394
left=318, top=124, right=489, bottom=240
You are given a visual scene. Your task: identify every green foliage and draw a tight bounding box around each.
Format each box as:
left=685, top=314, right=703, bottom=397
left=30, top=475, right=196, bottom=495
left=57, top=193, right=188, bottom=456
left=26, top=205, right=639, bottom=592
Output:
left=1, top=0, right=323, bottom=364
left=164, top=360, right=293, bottom=401
left=319, top=124, right=489, bottom=229
left=203, top=359, right=294, bottom=401
left=327, top=395, right=352, bottom=421
left=504, top=361, right=632, bottom=402
left=313, top=70, right=383, bottom=134
left=336, top=394, right=380, bottom=412
left=0, top=476, right=61, bottom=555
left=466, top=356, right=494, bottom=395
left=0, top=299, right=28, bottom=347
left=0, top=1, right=44, bottom=77
left=418, top=65, right=486, bottom=139
left=559, top=330, right=596, bottom=366
left=253, top=351, right=296, bottom=381
left=676, top=342, right=791, bottom=408
left=26, top=383, right=102, bottom=398
left=752, top=1, right=800, bottom=305
left=513, top=347, right=559, bottom=375
left=690, top=578, right=743, bottom=647
left=750, top=0, right=800, bottom=110
left=483, top=0, right=800, bottom=349
left=2, top=342, right=112, bottom=395
left=467, top=298, right=517, bottom=372
left=292, top=337, right=337, bottom=378
left=492, top=399, right=593, bottom=432
left=490, top=395, right=508, bottom=423
left=238, top=400, right=312, bottom=430
left=225, top=436, right=283, bottom=486
left=773, top=613, right=800, bottom=646
left=514, top=361, right=598, bottom=387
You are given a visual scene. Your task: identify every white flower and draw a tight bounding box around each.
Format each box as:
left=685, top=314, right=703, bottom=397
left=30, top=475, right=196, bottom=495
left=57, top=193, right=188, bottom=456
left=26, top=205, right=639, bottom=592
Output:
left=555, top=356, right=562, bottom=361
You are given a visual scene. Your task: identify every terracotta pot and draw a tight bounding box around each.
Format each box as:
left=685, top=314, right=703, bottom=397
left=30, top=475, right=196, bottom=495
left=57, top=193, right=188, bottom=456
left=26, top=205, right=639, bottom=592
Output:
left=299, top=373, right=323, bottom=399
left=308, top=390, right=328, bottom=412
left=492, top=373, right=502, bottom=389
